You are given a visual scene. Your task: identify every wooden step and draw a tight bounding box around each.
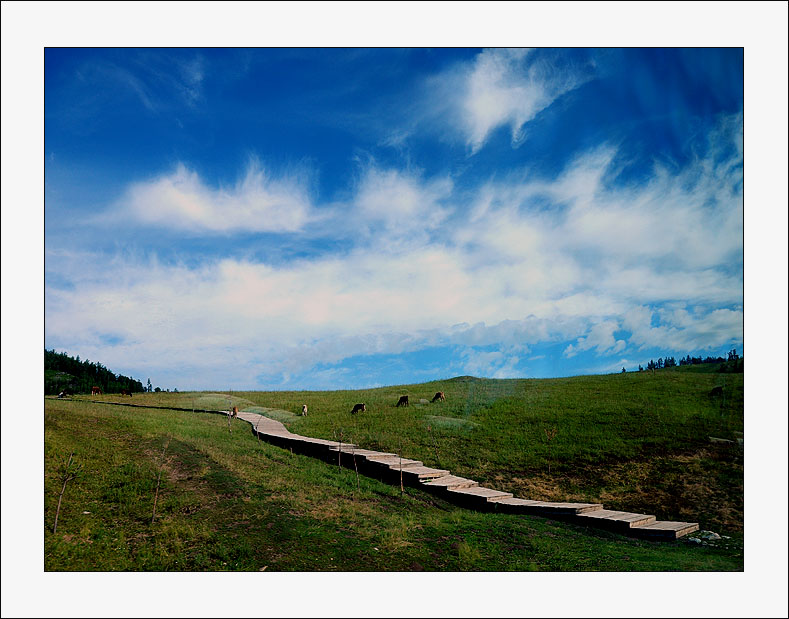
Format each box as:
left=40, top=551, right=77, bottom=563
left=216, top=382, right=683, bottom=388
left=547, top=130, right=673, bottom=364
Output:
left=495, top=497, right=603, bottom=515
left=446, top=486, right=514, bottom=509
left=629, top=521, right=699, bottom=540
left=398, top=466, right=450, bottom=481
left=227, top=409, right=696, bottom=543
left=365, top=455, right=424, bottom=468
left=574, top=509, right=656, bottom=530
left=327, top=447, right=393, bottom=458
left=422, top=475, right=479, bottom=490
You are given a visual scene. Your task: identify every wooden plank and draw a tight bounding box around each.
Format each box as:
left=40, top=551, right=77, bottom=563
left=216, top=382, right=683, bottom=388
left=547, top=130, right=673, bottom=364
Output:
left=422, top=475, right=479, bottom=489
left=366, top=455, right=424, bottom=468
left=495, top=498, right=603, bottom=515
left=448, top=486, right=513, bottom=502
left=629, top=521, right=699, bottom=540
left=398, top=466, right=450, bottom=480
left=496, top=498, right=545, bottom=507
left=199, top=403, right=698, bottom=543
left=575, top=509, right=656, bottom=528
left=327, top=447, right=393, bottom=457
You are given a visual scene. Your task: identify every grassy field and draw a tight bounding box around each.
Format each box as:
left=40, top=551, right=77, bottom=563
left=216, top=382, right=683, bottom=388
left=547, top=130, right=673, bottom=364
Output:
left=44, top=365, right=743, bottom=571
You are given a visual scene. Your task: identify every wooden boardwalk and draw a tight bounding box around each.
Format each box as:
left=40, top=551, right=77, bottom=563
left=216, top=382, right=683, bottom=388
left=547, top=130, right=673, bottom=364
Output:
left=230, top=408, right=698, bottom=541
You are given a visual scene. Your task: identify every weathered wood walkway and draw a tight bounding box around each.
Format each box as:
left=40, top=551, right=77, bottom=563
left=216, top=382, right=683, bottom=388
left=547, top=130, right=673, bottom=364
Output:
left=228, top=408, right=698, bottom=541
left=76, top=398, right=698, bottom=540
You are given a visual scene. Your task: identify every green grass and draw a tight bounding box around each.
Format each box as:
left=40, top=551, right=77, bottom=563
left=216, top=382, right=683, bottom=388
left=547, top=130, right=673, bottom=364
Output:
left=125, top=365, right=741, bottom=531
left=46, top=366, right=743, bottom=571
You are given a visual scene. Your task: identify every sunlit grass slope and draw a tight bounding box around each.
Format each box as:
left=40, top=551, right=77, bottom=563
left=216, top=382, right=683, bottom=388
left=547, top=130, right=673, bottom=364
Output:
left=86, top=366, right=743, bottom=532
left=45, top=382, right=742, bottom=571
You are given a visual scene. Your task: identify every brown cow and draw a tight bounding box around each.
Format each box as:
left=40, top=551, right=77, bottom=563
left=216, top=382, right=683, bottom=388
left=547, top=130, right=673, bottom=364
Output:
left=431, top=391, right=445, bottom=402
left=350, top=403, right=366, bottom=414
left=91, top=386, right=102, bottom=396
left=231, top=405, right=239, bottom=419
left=121, top=389, right=132, bottom=397
left=396, top=395, right=409, bottom=407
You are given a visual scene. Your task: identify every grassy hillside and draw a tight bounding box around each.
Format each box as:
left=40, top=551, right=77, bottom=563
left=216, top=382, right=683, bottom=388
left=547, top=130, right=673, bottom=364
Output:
left=45, top=366, right=743, bottom=571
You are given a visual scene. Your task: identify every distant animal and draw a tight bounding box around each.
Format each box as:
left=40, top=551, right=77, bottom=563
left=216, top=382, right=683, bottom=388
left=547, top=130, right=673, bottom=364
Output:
left=302, top=404, right=308, bottom=416
left=91, top=386, right=102, bottom=396
left=121, top=389, right=132, bottom=397
left=431, top=391, right=445, bottom=403
left=396, top=395, right=409, bottom=407
left=57, top=391, right=68, bottom=399
left=709, top=386, right=724, bottom=397
left=350, top=403, right=366, bottom=414
left=231, top=405, right=239, bottom=419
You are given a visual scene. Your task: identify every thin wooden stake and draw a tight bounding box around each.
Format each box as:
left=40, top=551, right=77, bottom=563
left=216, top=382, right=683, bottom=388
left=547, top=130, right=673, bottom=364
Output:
left=338, top=429, right=343, bottom=472
left=352, top=441, right=360, bottom=492
left=399, top=440, right=404, bottom=494
left=53, top=453, right=77, bottom=534
left=151, top=437, right=171, bottom=525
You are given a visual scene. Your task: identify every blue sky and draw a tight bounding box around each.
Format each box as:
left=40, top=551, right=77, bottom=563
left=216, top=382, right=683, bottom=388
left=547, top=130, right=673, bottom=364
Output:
left=43, top=46, right=746, bottom=390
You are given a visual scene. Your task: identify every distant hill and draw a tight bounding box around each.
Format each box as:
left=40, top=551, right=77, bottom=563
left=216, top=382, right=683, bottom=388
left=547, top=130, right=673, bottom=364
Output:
left=44, top=349, right=144, bottom=395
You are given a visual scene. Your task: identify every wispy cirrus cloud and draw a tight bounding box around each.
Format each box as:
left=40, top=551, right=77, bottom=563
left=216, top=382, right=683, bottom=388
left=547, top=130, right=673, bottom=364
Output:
left=404, top=48, right=592, bottom=154
left=351, top=164, right=453, bottom=237
left=51, top=51, right=208, bottom=130
left=460, top=48, right=589, bottom=153
left=114, top=160, right=315, bottom=234
left=104, top=51, right=206, bottom=111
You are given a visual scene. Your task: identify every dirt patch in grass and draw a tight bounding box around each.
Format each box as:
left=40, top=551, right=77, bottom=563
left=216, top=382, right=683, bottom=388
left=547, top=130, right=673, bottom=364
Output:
left=142, top=437, right=248, bottom=500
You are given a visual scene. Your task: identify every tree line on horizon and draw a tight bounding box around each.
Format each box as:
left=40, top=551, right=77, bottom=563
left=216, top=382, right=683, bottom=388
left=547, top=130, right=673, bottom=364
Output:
left=44, top=349, right=145, bottom=395
left=636, top=349, right=742, bottom=373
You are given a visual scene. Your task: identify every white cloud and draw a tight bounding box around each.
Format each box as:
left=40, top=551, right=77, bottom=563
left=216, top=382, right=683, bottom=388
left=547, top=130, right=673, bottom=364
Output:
left=176, top=56, right=204, bottom=106
left=623, top=304, right=743, bottom=352
left=459, top=348, right=521, bottom=379
left=459, top=48, right=589, bottom=153
left=564, top=320, right=625, bottom=358
left=454, top=114, right=743, bottom=305
left=117, top=160, right=314, bottom=233
left=43, top=245, right=602, bottom=388
left=353, top=166, right=452, bottom=235
left=393, top=48, right=591, bottom=154
left=48, top=114, right=744, bottom=387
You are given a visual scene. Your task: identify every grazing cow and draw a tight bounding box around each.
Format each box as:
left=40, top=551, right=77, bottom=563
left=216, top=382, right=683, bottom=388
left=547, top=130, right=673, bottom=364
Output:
left=709, top=386, right=724, bottom=397
left=121, top=389, right=132, bottom=397
left=431, top=391, right=445, bottom=403
left=91, top=386, right=102, bottom=396
left=57, top=391, right=67, bottom=399
left=350, top=403, right=366, bottom=414
left=396, top=395, right=409, bottom=407
left=302, top=404, right=308, bottom=416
